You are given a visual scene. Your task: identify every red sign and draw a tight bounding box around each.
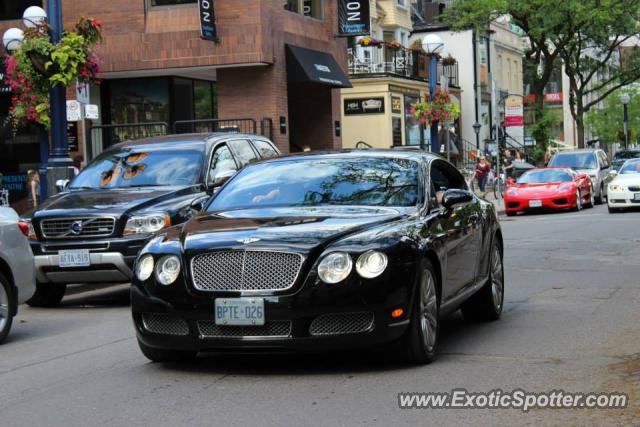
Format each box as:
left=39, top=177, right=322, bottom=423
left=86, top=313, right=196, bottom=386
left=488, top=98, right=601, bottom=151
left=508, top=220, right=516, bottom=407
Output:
left=544, top=92, right=563, bottom=103
left=505, top=116, right=524, bottom=127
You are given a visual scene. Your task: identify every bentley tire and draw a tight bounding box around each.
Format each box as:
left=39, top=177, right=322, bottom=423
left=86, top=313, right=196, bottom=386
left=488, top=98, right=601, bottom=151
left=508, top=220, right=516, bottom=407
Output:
left=402, top=259, right=440, bottom=364
left=26, top=283, right=66, bottom=308
left=0, top=272, right=15, bottom=344
left=138, top=339, right=197, bottom=363
left=462, top=239, right=504, bottom=322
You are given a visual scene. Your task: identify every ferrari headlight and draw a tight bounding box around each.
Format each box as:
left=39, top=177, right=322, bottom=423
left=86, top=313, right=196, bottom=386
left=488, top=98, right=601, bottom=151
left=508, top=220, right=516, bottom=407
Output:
left=124, top=213, right=170, bottom=235
left=155, top=255, right=181, bottom=285
left=356, top=251, right=388, bottom=279
left=135, top=254, right=154, bottom=281
left=506, top=188, right=518, bottom=196
left=318, top=252, right=353, bottom=284
left=609, top=184, right=626, bottom=192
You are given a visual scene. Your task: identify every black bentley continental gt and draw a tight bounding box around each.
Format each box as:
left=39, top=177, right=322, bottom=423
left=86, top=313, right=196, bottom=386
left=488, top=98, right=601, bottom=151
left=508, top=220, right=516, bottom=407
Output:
left=131, top=151, right=504, bottom=364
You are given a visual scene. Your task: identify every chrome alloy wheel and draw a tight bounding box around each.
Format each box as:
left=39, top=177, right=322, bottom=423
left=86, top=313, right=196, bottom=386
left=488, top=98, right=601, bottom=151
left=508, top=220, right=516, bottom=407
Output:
left=491, top=244, right=504, bottom=312
left=0, top=283, right=8, bottom=333
left=420, top=269, right=438, bottom=352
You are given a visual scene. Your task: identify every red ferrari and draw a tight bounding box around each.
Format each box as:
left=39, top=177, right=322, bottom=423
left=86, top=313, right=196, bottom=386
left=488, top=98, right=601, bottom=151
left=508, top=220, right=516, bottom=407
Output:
left=504, top=168, right=594, bottom=216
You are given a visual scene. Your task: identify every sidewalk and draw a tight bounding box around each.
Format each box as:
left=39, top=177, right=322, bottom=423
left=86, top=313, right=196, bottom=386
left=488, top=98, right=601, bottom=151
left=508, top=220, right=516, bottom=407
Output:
left=475, top=190, right=506, bottom=216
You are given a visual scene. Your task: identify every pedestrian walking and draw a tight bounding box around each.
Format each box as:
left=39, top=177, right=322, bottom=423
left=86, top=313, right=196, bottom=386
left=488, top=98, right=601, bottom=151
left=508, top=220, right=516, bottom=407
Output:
left=26, top=169, right=40, bottom=209
left=475, top=156, right=492, bottom=198
left=503, top=149, right=515, bottom=179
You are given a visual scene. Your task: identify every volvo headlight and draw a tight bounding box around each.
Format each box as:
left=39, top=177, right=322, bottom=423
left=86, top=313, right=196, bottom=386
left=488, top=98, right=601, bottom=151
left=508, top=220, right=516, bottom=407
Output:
left=135, top=254, right=154, bottom=281
left=317, top=252, right=353, bottom=284
left=356, top=251, right=388, bottom=279
left=155, top=255, right=181, bottom=285
left=124, top=213, right=170, bottom=236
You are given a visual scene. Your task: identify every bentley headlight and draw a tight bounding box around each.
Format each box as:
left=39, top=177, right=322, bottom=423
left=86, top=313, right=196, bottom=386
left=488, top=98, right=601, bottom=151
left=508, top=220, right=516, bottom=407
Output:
left=155, top=255, right=181, bottom=285
left=318, top=252, right=353, bottom=284
left=124, top=213, right=170, bottom=236
left=356, top=251, right=388, bottom=279
left=135, top=254, right=154, bottom=281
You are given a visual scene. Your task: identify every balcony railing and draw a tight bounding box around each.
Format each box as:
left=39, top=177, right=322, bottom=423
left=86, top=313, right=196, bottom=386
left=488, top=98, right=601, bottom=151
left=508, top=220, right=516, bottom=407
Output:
left=347, top=46, right=459, bottom=87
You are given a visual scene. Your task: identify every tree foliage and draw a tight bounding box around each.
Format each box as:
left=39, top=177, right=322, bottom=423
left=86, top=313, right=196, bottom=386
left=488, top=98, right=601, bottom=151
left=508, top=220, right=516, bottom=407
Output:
left=586, top=85, right=640, bottom=148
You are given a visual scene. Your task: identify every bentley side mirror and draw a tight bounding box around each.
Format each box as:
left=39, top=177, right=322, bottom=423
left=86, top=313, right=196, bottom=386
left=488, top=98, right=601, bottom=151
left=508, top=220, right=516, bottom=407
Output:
left=55, top=179, right=70, bottom=192
left=442, top=189, right=474, bottom=210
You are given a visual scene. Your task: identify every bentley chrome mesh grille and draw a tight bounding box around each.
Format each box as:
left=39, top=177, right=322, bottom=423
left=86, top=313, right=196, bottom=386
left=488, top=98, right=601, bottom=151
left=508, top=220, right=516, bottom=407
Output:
left=190, top=250, right=304, bottom=292
left=142, top=313, right=190, bottom=336
left=309, top=312, right=375, bottom=336
left=197, top=320, right=292, bottom=338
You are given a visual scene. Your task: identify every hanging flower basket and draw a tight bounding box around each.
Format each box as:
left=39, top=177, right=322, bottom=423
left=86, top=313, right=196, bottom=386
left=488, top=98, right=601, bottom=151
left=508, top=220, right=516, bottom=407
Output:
left=410, top=89, right=461, bottom=125
left=358, top=36, right=384, bottom=48
left=385, top=40, right=403, bottom=51
left=442, top=54, right=457, bottom=66
left=3, top=16, right=103, bottom=131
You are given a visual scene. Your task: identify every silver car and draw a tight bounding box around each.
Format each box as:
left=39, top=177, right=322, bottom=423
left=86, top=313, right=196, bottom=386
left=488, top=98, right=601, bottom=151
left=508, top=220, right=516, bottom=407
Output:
left=0, top=207, right=36, bottom=343
left=548, top=149, right=612, bottom=204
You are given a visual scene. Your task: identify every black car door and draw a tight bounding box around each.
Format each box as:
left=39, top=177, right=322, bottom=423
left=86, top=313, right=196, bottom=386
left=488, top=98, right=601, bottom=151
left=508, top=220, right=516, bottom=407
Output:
left=429, top=160, right=482, bottom=301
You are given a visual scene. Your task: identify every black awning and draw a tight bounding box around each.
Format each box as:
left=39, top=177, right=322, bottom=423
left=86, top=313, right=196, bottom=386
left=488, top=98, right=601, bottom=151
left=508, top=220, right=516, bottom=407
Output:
left=286, top=45, right=352, bottom=88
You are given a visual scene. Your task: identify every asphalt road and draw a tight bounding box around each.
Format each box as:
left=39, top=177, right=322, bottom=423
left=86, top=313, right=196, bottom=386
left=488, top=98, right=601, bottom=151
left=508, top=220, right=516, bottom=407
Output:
left=1, top=205, right=639, bottom=426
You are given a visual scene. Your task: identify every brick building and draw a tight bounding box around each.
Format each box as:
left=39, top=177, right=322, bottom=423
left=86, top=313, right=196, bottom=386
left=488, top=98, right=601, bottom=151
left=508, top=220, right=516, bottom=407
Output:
left=1, top=0, right=351, bottom=208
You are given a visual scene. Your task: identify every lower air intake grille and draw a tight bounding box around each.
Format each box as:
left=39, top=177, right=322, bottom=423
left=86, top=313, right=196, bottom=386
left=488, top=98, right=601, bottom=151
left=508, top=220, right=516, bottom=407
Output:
left=197, top=320, right=292, bottom=338
left=309, top=312, right=375, bottom=336
left=142, top=313, right=189, bottom=336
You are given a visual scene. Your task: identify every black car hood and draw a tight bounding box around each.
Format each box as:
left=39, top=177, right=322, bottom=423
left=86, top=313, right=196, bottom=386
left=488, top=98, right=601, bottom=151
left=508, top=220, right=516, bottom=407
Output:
left=31, top=186, right=200, bottom=218
left=181, top=206, right=409, bottom=253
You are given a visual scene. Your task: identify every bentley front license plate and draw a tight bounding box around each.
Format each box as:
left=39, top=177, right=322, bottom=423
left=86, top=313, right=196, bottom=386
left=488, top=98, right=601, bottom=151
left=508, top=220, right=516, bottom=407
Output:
left=215, top=298, right=265, bottom=326
left=58, top=249, right=91, bottom=268
left=529, top=200, right=543, bottom=208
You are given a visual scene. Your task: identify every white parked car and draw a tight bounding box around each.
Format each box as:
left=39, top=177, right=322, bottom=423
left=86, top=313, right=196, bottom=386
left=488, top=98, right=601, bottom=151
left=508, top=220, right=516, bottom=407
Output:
left=607, top=158, right=640, bottom=213
left=0, top=207, right=36, bottom=343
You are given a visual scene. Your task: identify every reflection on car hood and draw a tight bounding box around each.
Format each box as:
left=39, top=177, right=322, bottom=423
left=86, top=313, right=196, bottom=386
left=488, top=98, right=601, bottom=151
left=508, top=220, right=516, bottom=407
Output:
left=182, top=206, right=407, bottom=252
left=513, top=183, right=572, bottom=194
left=611, top=174, right=640, bottom=185
left=31, top=186, right=199, bottom=218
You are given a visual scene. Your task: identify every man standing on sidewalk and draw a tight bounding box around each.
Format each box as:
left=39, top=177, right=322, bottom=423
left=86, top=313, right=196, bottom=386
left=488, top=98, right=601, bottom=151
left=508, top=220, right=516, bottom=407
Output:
left=475, top=156, right=492, bottom=198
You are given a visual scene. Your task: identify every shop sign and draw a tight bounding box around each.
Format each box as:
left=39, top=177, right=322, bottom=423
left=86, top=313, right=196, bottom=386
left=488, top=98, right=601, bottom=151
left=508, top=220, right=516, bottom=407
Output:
left=67, top=100, right=82, bottom=122
left=544, top=92, right=563, bottom=103
left=389, top=85, right=420, bottom=97
left=504, top=95, right=524, bottom=127
left=338, top=0, right=371, bottom=37
left=67, top=122, right=79, bottom=152
left=391, top=96, right=403, bottom=114
left=85, top=104, right=99, bottom=120
left=199, top=0, right=218, bottom=42
left=344, top=98, right=385, bottom=115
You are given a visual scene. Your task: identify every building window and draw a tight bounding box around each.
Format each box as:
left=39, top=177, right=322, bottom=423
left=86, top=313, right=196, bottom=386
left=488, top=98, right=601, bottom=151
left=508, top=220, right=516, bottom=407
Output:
left=0, top=0, right=41, bottom=21
left=397, top=0, right=407, bottom=7
left=283, top=0, right=324, bottom=19
left=149, top=0, right=196, bottom=6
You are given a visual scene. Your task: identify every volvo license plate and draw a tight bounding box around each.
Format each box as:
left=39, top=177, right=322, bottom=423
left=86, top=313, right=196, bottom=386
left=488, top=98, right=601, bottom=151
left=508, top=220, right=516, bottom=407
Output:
left=58, top=250, right=90, bottom=268
left=215, top=298, right=265, bottom=326
left=529, top=200, right=543, bottom=208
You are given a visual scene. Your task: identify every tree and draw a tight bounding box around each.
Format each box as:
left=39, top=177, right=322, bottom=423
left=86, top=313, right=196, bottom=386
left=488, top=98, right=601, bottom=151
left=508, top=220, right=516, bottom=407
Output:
left=559, top=0, right=640, bottom=148
left=442, top=0, right=640, bottom=148
left=586, top=85, right=640, bottom=149
left=442, top=0, right=580, bottom=147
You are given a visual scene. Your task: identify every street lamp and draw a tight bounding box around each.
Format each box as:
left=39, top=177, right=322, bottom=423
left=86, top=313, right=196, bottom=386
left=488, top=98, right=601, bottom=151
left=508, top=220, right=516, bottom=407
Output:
left=473, top=122, right=482, bottom=149
left=620, top=92, right=631, bottom=150
left=2, top=1, right=71, bottom=200
left=422, top=34, right=444, bottom=153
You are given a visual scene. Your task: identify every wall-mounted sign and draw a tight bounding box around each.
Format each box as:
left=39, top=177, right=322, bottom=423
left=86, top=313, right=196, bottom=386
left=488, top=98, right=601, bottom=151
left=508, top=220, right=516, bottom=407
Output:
left=389, top=85, right=420, bottom=97
left=199, top=0, right=218, bottom=42
left=504, top=95, right=524, bottom=127
left=344, top=98, right=385, bottom=115
left=66, top=100, right=82, bottom=122
left=67, top=122, right=79, bottom=152
left=85, top=104, right=99, bottom=120
left=76, top=81, right=90, bottom=104
left=338, top=0, right=370, bottom=37
left=391, top=96, right=403, bottom=114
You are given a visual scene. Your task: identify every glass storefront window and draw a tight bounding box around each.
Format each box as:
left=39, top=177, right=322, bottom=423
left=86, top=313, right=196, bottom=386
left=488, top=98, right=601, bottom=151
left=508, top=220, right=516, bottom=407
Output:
left=109, top=77, right=170, bottom=125
left=283, top=0, right=323, bottom=19
left=150, top=0, right=196, bottom=6
left=0, top=0, right=41, bottom=21
left=404, top=95, right=426, bottom=146
left=194, top=80, right=215, bottom=120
